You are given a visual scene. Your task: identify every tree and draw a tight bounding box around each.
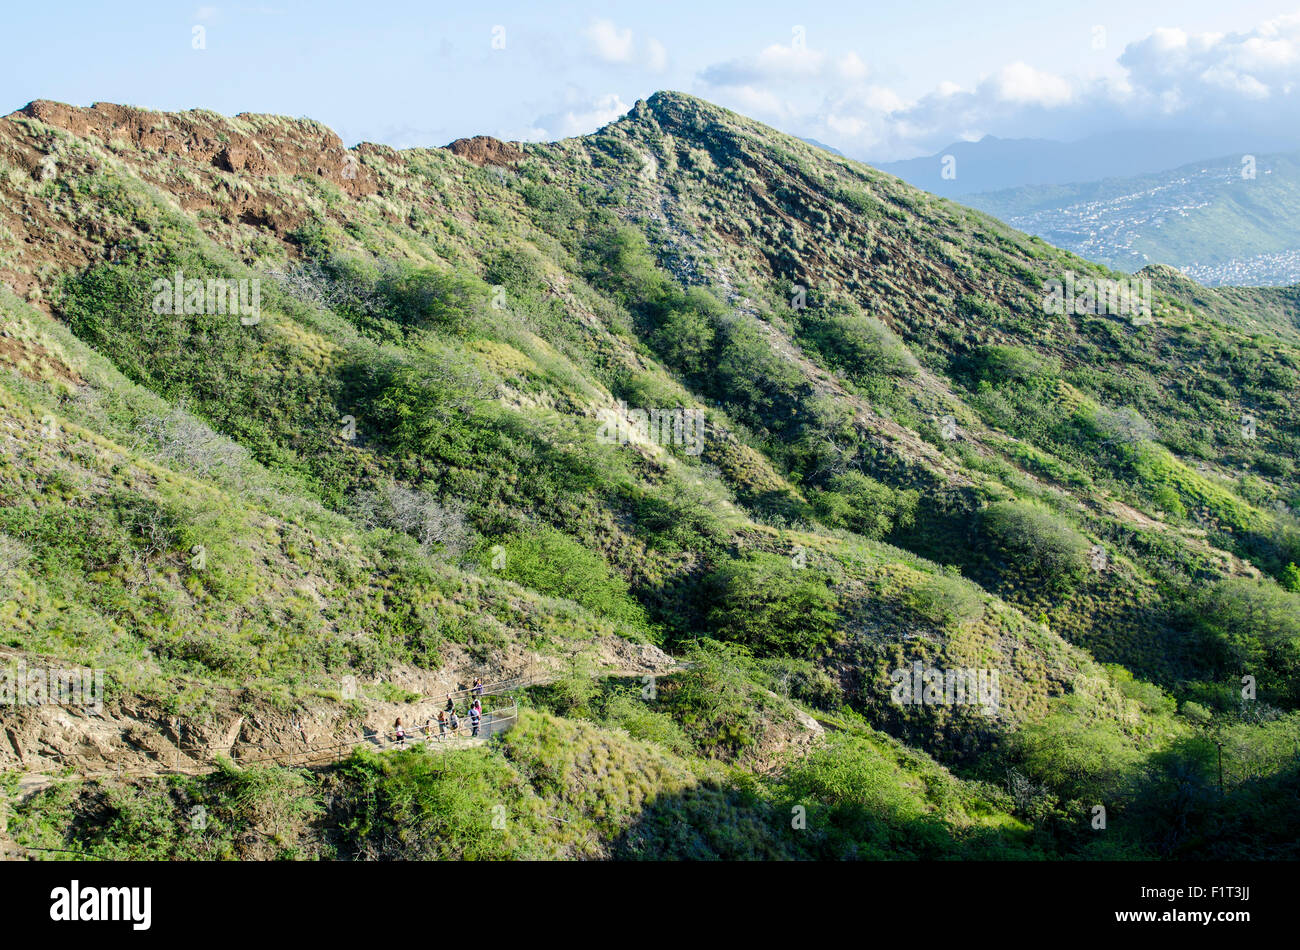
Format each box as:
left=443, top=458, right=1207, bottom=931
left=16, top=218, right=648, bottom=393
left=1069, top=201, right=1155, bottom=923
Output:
left=1196, top=578, right=1300, bottom=702
left=348, top=482, right=471, bottom=556
left=652, top=307, right=715, bottom=376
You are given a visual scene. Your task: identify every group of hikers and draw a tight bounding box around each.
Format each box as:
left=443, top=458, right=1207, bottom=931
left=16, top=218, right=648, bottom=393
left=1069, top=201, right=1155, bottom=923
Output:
left=391, top=677, right=487, bottom=747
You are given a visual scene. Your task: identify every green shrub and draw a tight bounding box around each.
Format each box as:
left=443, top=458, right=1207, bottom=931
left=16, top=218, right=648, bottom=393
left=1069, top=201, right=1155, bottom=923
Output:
left=973, top=344, right=1056, bottom=384
left=332, top=747, right=533, bottom=859
left=702, top=552, right=839, bottom=657
left=286, top=217, right=337, bottom=258
left=520, top=181, right=584, bottom=247
left=377, top=266, right=490, bottom=334
left=652, top=306, right=716, bottom=375
left=483, top=246, right=548, bottom=294
left=981, top=500, right=1089, bottom=592
left=779, top=733, right=1026, bottom=859
left=482, top=527, right=649, bottom=630
left=906, top=570, right=984, bottom=628
left=713, top=317, right=807, bottom=428
left=811, top=471, right=918, bottom=539
left=1012, top=694, right=1143, bottom=803
left=659, top=640, right=769, bottom=758
left=1195, top=578, right=1300, bottom=703
left=602, top=687, right=691, bottom=753
left=805, top=306, right=919, bottom=384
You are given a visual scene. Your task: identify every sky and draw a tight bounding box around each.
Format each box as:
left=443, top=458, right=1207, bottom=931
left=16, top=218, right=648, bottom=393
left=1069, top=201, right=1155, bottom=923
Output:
left=4, top=1, right=1300, bottom=161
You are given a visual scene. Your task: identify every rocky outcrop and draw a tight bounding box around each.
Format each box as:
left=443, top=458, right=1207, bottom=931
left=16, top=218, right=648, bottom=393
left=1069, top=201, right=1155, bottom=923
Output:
left=13, top=99, right=377, bottom=197
left=445, top=135, right=523, bottom=167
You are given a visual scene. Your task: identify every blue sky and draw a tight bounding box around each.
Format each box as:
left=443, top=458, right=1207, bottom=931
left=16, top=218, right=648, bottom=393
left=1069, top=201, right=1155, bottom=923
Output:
left=4, top=1, right=1300, bottom=159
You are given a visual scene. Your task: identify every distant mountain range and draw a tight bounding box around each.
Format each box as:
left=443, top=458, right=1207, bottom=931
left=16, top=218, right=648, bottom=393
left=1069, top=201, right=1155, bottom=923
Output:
left=801, top=136, right=845, bottom=157
left=873, top=129, right=1300, bottom=199
left=965, top=150, right=1300, bottom=286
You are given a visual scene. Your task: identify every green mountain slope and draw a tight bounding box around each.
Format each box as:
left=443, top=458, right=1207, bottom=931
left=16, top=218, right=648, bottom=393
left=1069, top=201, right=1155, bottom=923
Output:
left=967, top=150, right=1300, bottom=286
left=1, top=92, right=1297, bottom=860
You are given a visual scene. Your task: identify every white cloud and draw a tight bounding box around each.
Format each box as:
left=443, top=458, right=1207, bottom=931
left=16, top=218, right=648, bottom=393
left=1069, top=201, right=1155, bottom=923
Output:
left=989, top=62, right=1073, bottom=106
left=646, top=38, right=668, bottom=73
left=693, top=12, right=1300, bottom=160
left=584, top=19, right=634, bottom=63
left=1200, top=65, right=1270, bottom=99
left=837, top=52, right=869, bottom=82
left=753, top=42, right=825, bottom=78
left=528, top=93, right=632, bottom=141
left=702, top=42, right=831, bottom=84
left=865, top=86, right=908, bottom=112
left=723, top=84, right=791, bottom=119
left=1119, top=14, right=1300, bottom=98
left=582, top=19, right=668, bottom=72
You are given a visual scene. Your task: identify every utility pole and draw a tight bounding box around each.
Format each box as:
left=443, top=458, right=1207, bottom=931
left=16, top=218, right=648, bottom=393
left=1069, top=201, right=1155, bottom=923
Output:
left=1216, top=741, right=1224, bottom=799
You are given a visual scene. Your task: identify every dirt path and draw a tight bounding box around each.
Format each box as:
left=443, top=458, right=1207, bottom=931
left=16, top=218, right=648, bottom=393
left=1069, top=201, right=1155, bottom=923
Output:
left=1, top=661, right=684, bottom=791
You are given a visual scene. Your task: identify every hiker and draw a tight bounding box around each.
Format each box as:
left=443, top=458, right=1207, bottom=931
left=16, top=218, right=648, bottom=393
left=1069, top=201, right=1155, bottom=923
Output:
left=470, top=704, right=481, bottom=738
left=424, top=717, right=435, bottom=741
left=449, top=709, right=460, bottom=736
left=472, top=677, right=484, bottom=698
left=444, top=693, right=455, bottom=713
left=394, top=717, right=405, bottom=747
left=437, top=709, right=448, bottom=739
